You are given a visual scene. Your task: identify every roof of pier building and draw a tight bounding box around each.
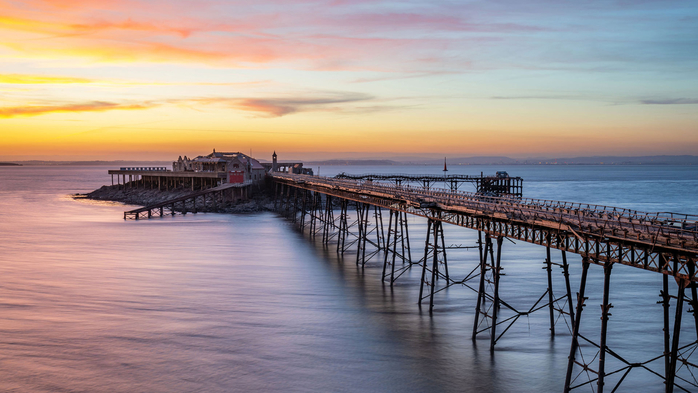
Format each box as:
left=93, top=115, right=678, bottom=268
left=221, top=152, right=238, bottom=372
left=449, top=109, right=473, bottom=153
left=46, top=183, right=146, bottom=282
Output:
left=190, top=150, right=265, bottom=171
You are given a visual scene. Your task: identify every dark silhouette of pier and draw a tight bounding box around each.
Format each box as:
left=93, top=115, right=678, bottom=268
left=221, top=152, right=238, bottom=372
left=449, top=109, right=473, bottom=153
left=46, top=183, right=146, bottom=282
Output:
left=335, top=172, right=523, bottom=197
left=270, top=172, right=698, bottom=393
left=123, top=181, right=251, bottom=219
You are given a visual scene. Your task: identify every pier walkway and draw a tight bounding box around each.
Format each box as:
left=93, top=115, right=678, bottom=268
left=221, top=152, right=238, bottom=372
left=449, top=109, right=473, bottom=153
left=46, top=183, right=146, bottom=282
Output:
left=274, top=173, right=697, bottom=275
left=270, top=172, right=698, bottom=393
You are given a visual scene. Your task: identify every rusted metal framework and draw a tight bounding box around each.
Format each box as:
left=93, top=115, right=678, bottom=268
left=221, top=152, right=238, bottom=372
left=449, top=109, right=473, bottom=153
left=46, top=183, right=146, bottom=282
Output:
left=123, top=182, right=251, bottom=219
left=271, top=173, right=698, bottom=392
left=334, top=172, right=524, bottom=197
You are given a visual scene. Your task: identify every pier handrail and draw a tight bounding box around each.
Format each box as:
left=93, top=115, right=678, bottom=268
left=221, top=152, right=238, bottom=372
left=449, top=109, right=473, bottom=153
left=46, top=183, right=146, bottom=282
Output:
left=337, top=173, right=695, bottom=224
left=119, top=167, right=168, bottom=171
left=336, top=172, right=523, bottom=180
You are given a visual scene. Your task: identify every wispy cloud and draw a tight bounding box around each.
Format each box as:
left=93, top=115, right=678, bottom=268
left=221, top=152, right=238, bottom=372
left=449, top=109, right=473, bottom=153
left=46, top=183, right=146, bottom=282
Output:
left=0, top=73, right=93, bottom=84
left=0, top=101, right=156, bottom=118
left=0, top=92, right=378, bottom=118
left=227, top=93, right=374, bottom=117
left=491, top=95, right=579, bottom=100
left=0, top=73, right=271, bottom=87
left=640, top=98, right=698, bottom=105
left=350, top=71, right=460, bottom=83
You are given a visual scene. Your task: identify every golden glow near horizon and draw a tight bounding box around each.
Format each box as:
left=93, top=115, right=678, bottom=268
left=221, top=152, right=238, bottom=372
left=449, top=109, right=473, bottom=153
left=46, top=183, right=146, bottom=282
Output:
left=1, top=0, right=697, bottom=161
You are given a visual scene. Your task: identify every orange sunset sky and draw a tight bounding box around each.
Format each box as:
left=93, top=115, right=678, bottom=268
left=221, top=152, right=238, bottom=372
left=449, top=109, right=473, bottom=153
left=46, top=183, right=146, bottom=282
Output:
left=1, top=0, right=697, bottom=161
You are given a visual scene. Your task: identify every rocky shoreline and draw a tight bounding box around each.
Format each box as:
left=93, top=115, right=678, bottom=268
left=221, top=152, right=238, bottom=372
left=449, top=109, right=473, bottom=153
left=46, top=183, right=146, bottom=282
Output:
left=79, top=185, right=276, bottom=214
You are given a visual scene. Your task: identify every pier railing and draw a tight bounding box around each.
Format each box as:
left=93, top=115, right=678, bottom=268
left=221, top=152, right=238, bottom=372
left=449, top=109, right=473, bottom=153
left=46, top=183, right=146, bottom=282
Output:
left=276, top=174, right=698, bottom=247
left=119, top=167, right=168, bottom=171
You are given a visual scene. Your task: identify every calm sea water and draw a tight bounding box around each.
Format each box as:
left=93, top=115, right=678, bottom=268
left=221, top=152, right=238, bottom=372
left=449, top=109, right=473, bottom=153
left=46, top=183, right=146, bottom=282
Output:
left=0, top=164, right=696, bottom=392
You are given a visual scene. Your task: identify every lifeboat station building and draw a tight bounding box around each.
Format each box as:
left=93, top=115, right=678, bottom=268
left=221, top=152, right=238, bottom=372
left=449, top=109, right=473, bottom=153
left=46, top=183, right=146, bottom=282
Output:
left=173, top=150, right=267, bottom=184
left=107, top=150, right=308, bottom=192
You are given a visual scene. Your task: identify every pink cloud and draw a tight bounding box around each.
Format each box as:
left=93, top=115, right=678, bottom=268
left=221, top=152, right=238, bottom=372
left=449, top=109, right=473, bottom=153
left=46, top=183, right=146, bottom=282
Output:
left=0, top=0, right=548, bottom=71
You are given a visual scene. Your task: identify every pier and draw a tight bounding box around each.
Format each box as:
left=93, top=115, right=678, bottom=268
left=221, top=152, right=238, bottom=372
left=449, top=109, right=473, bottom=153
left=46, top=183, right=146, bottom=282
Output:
left=123, top=181, right=252, bottom=220
left=335, top=172, right=523, bottom=197
left=108, top=168, right=226, bottom=191
left=270, top=172, right=698, bottom=393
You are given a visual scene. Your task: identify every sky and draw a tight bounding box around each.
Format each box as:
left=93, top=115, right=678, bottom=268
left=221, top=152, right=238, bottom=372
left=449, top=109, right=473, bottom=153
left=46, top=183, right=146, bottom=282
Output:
left=1, top=0, right=697, bottom=161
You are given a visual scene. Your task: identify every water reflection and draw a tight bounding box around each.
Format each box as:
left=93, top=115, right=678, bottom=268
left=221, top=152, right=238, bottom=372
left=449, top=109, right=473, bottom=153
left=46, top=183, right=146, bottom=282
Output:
left=0, top=165, right=696, bottom=392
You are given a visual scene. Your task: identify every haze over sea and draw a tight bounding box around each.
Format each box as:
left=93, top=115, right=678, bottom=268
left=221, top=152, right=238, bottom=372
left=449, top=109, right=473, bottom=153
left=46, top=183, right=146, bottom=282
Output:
left=1, top=164, right=696, bottom=392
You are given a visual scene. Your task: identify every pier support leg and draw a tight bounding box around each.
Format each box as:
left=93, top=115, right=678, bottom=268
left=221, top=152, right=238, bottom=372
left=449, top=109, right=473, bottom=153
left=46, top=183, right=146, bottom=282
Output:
left=564, top=258, right=590, bottom=393
left=360, top=203, right=368, bottom=265
left=300, top=189, right=307, bottom=232
left=273, top=182, right=278, bottom=210
left=472, top=231, right=487, bottom=340
left=440, top=221, right=449, bottom=281
left=309, top=192, right=317, bottom=236
left=666, top=279, right=686, bottom=393
left=663, top=273, right=672, bottom=381
left=689, top=263, right=698, bottom=341
left=356, top=203, right=364, bottom=266
left=291, top=188, right=298, bottom=224
left=418, top=219, right=433, bottom=304
left=322, top=195, right=334, bottom=246
left=381, top=210, right=408, bottom=284
left=562, top=250, right=575, bottom=328
left=374, top=206, right=385, bottom=251
left=390, top=214, right=400, bottom=283
left=403, top=213, right=412, bottom=264
left=597, top=262, right=614, bottom=393
left=382, top=210, right=395, bottom=282
left=336, top=199, right=347, bottom=254
left=546, top=245, right=556, bottom=336
left=428, top=220, right=440, bottom=312
left=490, top=236, right=503, bottom=351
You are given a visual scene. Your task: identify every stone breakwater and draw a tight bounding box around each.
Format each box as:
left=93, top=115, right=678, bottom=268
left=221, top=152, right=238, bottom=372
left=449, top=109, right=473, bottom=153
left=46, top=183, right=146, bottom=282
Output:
left=79, top=185, right=275, bottom=214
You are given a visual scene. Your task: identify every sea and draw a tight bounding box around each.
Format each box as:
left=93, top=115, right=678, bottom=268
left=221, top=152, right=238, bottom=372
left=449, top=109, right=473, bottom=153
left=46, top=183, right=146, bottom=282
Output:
left=0, top=164, right=696, bottom=393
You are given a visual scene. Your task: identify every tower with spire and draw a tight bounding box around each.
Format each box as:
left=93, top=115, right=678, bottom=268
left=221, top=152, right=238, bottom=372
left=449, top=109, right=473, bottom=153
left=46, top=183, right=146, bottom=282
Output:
left=272, top=151, right=278, bottom=172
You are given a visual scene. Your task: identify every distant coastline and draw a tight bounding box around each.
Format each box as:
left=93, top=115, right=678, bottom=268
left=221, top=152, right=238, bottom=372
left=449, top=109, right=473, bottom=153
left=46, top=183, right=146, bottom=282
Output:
left=5, top=155, right=697, bottom=166
left=310, top=155, right=698, bottom=166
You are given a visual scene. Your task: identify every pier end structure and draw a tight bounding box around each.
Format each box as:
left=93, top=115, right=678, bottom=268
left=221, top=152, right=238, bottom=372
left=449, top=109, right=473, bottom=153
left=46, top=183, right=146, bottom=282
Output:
left=107, top=150, right=311, bottom=194
left=108, top=150, right=267, bottom=193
